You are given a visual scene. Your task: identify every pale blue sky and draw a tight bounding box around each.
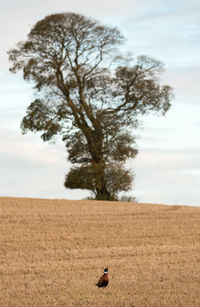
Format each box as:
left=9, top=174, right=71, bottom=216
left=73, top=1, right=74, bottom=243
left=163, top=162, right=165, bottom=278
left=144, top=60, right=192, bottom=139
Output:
left=0, top=0, right=200, bottom=206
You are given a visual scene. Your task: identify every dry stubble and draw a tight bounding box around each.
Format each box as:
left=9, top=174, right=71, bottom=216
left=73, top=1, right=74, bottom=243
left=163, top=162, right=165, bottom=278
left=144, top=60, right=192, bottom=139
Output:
left=0, top=197, right=200, bottom=306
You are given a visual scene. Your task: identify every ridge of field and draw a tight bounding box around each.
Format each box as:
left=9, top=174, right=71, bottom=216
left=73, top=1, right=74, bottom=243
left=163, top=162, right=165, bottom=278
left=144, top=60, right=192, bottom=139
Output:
left=0, top=197, right=200, bottom=306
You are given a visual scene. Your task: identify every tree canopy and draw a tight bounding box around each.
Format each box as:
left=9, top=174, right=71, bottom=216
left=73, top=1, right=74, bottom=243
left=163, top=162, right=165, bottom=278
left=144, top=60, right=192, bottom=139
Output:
left=8, top=12, right=173, bottom=200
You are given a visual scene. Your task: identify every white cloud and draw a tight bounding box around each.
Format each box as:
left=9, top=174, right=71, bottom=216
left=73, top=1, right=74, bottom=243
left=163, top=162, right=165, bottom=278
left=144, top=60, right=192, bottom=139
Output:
left=162, top=66, right=200, bottom=106
left=0, top=128, right=85, bottom=199
left=119, top=0, right=200, bottom=67
left=132, top=147, right=200, bottom=206
left=0, top=129, right=64, bottom=165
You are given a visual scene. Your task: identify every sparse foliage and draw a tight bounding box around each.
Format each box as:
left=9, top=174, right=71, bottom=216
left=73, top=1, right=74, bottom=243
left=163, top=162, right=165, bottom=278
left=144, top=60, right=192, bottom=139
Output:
left=8, top=12, right=173, bottom=200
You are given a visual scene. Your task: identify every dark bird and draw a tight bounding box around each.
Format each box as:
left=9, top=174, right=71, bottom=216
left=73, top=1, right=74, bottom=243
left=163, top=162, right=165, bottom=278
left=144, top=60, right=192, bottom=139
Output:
left=96, top=268, right=109, bottom=287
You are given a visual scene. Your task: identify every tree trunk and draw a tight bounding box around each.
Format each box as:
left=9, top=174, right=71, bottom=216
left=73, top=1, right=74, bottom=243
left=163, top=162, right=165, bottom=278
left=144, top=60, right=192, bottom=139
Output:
left=94, top=163, right=115, bottom=200
left=96, top=189, right=114, bottom=200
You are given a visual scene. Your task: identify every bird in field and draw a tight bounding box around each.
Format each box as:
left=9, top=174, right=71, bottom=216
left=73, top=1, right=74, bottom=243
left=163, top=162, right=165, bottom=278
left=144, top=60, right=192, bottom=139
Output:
left=96, top=268, right=109, bottom=287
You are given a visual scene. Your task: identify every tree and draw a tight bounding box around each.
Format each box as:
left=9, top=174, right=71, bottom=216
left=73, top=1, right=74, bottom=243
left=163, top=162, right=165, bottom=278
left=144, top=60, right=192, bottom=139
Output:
left=8, top=12, right=173, bottom=200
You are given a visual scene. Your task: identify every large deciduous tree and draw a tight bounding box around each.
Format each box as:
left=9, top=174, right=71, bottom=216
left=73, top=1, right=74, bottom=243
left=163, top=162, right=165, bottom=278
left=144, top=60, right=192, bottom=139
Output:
left=8, top=12, right=173, bottom=200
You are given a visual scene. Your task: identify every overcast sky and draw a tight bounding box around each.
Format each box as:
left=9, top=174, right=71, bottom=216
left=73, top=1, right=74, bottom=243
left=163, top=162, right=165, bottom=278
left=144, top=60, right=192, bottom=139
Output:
left=0, top=0, right=200, bottom=206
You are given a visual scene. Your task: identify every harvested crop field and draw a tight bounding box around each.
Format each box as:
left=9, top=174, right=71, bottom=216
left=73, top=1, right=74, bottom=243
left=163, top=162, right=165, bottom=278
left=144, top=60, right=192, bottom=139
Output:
left=0, top=197, right=200, bottom=306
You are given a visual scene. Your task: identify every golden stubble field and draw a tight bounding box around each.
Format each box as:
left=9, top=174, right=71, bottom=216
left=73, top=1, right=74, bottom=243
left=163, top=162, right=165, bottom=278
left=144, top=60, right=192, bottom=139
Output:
left=0, top=197, right=200, bottom=306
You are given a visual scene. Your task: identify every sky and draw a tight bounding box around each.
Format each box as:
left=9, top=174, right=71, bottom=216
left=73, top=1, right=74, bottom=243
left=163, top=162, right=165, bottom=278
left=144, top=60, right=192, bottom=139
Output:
left=0, top=0, right=200, bottom=206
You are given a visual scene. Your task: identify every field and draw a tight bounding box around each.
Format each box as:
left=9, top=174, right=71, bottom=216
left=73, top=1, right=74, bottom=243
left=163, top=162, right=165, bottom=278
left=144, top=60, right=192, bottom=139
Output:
left=0, top=197, right=200, bottom=306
